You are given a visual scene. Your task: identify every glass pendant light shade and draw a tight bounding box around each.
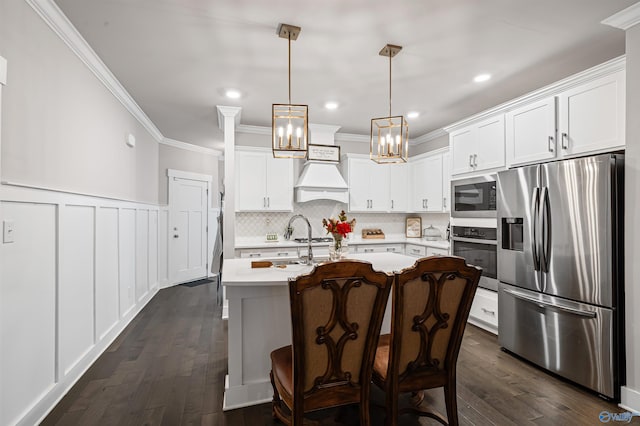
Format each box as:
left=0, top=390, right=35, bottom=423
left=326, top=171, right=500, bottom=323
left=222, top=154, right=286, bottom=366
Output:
left=272, top=23, right=308, bottom=159
left=272, top=104, right=308, bottom=158
left=370, top=44, right=408, bottom=163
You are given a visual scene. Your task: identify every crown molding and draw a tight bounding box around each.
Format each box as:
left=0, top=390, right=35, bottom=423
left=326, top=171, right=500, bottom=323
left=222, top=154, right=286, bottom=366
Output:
left=216, top=106, right=242, bottom=130
left=160, top=138, right=222, bottom=156
left=0, top=56, right=7, bottom=86
left=25, top=0, right=164, bottom=142
left=602, top=3, right=640, bottom=30
left=236, top=124, right=270, bottom=135
left=334, top=132, right=370, bottom=143
left=411, top=128, right=447, bottom=145
left=444, top=55, right=626, bottom=132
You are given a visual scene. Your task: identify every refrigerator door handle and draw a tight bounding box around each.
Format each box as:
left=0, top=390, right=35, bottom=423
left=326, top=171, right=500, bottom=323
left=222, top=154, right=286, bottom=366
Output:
left=503, top=288, right=597, bottom=318
left=540, top=186, right=551, bottom=273
left=531, top=187, right=541, bottom=271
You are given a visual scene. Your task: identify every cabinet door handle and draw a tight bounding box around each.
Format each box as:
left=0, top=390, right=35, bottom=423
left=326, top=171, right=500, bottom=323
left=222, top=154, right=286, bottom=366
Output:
left=481, top=307, right=496, bottom=317
left=561, top=132, right=568, bottom=149
left=267, top=197, right=270, bottom=208
left=469, top=154, right=473, bottom=167
left=425, top=199, right=428, bottom=210
left=263, top=197, right=266, bottom=208
left=391, top=199, right=394, bottom=210
left=548, top=136, right=554, bottom=152
left=473, top=154, right=478, bottom=167
left=443, top=197, right=447, bottom=209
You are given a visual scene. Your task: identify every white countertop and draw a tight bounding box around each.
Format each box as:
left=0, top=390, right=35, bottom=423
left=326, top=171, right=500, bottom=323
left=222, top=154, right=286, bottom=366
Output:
left=222, top=252, right=419, bottom=287
left=235, top=236, right=450, bottom=250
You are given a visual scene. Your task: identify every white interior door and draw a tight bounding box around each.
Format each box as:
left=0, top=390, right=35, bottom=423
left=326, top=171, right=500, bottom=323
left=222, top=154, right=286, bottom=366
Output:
left=170, top=177, right=208, bottom=284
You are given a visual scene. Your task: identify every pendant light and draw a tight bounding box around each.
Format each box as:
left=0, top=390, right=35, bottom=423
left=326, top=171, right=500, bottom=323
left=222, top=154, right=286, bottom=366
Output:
left=370, top=44, right=408, bottom=163
left=272, top=23, right=308, bottom=159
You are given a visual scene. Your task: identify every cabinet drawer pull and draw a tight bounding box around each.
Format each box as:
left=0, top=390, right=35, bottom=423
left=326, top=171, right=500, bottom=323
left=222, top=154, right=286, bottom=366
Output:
left=481, top=307, right=496, bottom=316
left=249, top=253, right=261, bottom=258
left=411, top=249, right=421, bottom=254
left=277, top=252, right=289, bottom=257
left=386, top=247, right=396, bottom=252
left=561, top=133, right=568, bottom=150
left=364, top=248, right=374, bottom=253
left=548, top=136, right=554, bottom=152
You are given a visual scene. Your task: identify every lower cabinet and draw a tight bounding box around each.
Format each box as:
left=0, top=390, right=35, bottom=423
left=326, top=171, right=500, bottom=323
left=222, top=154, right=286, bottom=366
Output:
left=468, top=288, right=498, bottom=334
left=426, top=246, right=448, bottom=257
left=355, top=244, right=404, bottom=254
left=405, top=244, right=426, bottom=257
left=238, top=247, right=299, bottom=259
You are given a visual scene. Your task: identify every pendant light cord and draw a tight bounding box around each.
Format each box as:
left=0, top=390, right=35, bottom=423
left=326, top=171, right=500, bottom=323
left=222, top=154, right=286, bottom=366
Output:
left=288, top=33, right=292, bottom=105
left=389, top=52, right=392, bottom=117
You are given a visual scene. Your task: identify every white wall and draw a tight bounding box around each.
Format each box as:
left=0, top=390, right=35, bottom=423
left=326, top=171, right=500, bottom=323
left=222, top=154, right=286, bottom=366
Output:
left=0, top=186, right=168, bottom=426
left=0, top=0, right=159, bottom=204
left=411, top=134, right=449, bottom=156
left=623, top=22, right=640, bottom=412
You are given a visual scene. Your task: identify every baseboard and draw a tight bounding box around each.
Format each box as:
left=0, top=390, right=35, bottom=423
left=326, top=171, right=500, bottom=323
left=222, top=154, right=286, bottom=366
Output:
left=620, top=386, right=640, bottom=413
left=20, top=288, right=159, bottom=426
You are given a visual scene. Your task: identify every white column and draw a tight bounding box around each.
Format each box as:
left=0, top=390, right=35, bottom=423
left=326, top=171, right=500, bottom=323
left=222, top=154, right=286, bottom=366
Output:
left=216, top=106, right=241, bottom=260
left=0, top=56, right=6, bottom=180
left=603, top=4, right=640, bottom=414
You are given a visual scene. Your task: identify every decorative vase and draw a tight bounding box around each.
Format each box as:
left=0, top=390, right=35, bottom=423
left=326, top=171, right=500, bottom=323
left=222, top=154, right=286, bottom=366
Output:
left=329, top=233, right=349, bottom=260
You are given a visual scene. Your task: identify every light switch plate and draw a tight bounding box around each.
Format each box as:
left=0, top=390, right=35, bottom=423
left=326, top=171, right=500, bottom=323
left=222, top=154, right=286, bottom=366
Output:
left=3, top=220, right=15, bottom=243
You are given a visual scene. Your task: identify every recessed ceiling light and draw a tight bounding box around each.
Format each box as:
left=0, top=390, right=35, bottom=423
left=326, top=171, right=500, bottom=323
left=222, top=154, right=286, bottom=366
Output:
left=473, top=74, right=491, bottom=83
left=407, top=111, right=420, bottom=119
left=324, top=101, right=339, bottom=110
left=225, top=89, right=242, bottom=99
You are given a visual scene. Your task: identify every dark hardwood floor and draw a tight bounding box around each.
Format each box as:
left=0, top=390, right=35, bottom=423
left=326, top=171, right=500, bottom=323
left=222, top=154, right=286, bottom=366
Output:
left=42, top=283, right=635, bottom=426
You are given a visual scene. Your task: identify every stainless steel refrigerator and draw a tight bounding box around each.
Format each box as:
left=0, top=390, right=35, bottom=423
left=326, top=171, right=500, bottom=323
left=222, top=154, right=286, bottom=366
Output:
left=497, top=153, right=624, bottom=400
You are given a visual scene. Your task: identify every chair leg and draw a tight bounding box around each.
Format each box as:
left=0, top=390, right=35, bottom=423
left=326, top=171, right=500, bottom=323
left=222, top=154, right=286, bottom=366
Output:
left=385, top=390, right=398, bottom=426
left=444, top=381, right=459, bottom=426
left=359, top=391, right=371, bottom=426
left=270, top=371, right=282, bottom=422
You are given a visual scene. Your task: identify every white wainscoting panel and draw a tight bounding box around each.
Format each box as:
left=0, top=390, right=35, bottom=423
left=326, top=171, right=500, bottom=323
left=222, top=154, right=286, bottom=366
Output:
left=0, top=202, right=57, bottom=426
left=149, top=210, right=159, bottom=290
left=59, top=205, right=96, bottom=376
left=136, top=209, right=149, bottom=301
left=95, top=207, right=119, bottom=340
left=0, top=184, right=163, bottom=426
left=119, top=209, right=136, bottom=316
left=159, top=209, right=169, bottom=285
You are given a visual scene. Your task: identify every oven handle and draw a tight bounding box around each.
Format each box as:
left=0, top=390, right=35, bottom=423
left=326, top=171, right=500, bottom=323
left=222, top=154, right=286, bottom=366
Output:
left=451, top=236, right=497, bottom=245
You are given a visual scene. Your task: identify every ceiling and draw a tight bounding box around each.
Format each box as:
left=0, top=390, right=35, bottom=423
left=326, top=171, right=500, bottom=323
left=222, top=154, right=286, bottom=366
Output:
left=54, top=0, right=635, bottom=151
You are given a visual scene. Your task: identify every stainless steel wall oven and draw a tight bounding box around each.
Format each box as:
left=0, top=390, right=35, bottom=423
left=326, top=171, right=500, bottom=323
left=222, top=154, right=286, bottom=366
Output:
left=451, top=226, right=497, bottom=291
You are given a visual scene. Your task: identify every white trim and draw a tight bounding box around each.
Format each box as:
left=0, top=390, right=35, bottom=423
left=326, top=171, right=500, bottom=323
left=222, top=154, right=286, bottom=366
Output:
left=0, top=181, right=162, bottom=207
left=444, top=56, right=626, bottom=132
left=235, top=145, right=271, bottom=153
left=166, top=169, right=213, bottom=183
left=217, top=106, right=242, bottom=129
left=0, top=55, right=7, bottom=86
left=602, top=3, right=640, bottom=30
left=409, top=146, right=449, bottom=161
left=620, top=386, right=640, bottom=414
left=24, top=0, right=164, bottom=142
left=411, top=128, right=447, bottom=145
left=160, top=138, right=222, bottom=156
left=236, top=124, right=270, bottom=135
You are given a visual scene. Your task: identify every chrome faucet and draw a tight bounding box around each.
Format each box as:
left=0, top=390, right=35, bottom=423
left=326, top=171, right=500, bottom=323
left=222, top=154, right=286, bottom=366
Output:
left=285, top=214, right=313, bottom=264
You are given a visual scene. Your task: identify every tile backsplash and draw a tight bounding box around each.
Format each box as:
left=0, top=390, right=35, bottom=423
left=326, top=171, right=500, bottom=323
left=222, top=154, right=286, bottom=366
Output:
left=235, top=200, right=450, bottom=241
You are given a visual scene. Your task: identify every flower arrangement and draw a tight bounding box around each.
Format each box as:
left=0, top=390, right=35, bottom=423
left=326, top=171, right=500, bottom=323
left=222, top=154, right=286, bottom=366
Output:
left=322, top=210, right=356, bottom=253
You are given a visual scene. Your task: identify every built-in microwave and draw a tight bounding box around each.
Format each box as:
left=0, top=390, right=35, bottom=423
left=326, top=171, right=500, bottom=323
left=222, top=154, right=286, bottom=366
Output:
left=451, top=175, right=497, bottom=218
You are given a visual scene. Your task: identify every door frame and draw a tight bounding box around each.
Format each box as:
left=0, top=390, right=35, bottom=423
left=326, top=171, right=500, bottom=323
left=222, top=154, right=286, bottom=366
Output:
left=166, top=169, right=213, bottom=287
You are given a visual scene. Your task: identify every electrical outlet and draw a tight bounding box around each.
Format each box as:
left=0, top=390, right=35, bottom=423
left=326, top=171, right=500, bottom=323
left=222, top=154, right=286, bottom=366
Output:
left=3, top=220, right=15, bottom=243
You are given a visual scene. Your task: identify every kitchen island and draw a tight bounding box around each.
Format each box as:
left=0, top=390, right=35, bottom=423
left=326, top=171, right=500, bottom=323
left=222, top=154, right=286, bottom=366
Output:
left=221, top=252, right=418, bottom=411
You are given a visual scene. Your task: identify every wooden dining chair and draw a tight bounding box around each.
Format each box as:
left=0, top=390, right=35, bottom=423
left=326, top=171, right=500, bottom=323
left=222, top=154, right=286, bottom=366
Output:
left=270, top=260, right=393, bottom=426
left=372, top=256, right=482, bottom=426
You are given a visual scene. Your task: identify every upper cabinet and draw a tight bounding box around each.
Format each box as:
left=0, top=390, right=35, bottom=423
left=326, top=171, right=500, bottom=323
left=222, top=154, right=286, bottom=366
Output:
left=505, top=70, right=626, bottom=167
left=441, top=151, right=451, bottom=212
left=506, top=97, right=557, bottom=167
left=235, top=149, right=294, bottom=212
left=450, top=115, right=505, bottom=177
left=557, top=69, right=625, bottom=157
left=410, top=154, right=443, bottom=212
left=388, top=162, right=409, bottom=212
left=344, top=157, right=390, bottom=213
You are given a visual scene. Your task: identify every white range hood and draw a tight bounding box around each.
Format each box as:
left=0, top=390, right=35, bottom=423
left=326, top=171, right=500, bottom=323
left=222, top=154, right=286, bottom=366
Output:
left=295, top=124, right=349, bottom=203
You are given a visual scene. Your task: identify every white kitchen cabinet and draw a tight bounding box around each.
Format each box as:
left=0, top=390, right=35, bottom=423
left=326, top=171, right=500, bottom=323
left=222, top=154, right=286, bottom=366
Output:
left=441, top=152, right=451, bottom=212
left=238, top=247, right=298, bottom=259
left=426, top=246, right=448, bottom=257
left=345, top=157, right=389, bottom=213
left=468, top=288, right=498, bottom=334
left=558, top=69, right=625, bottom=157
left=355, top=244, right=404, bottom=254
left=405, top=244, right=426, bottom=257
left=410, top=154, right=443, bottom=212
left=505, top=97, right=557, bottom=167
left=236, top=149, right=293, bottom=212
left=388, top=163, right=409, bottom=212
left=450, top=115, right=505, bottom=176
